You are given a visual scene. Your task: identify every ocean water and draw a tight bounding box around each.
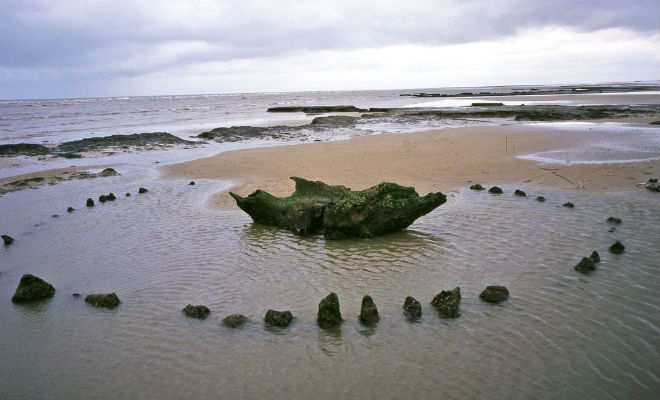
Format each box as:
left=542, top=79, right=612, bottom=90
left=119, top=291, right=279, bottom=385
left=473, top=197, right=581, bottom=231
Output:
left=0, top=172, right=658, bottom=399
left=2, top=83, right=658, bottom=146
left=1, top=84, right=660, bottom=399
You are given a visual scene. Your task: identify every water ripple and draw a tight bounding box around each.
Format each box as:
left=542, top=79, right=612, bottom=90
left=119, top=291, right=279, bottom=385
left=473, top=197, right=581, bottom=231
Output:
left=0, top=177, right=658, bottom=399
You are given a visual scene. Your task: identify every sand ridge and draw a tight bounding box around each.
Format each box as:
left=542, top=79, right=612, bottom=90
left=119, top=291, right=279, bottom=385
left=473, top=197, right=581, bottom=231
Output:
left=162, top=122, right=660, bottom=210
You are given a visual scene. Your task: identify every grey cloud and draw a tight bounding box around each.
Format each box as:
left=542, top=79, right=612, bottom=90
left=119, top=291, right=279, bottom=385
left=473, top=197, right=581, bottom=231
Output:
left=0, top=0, right=658, bottom=98
left=1, top=0, right=658, bottom=68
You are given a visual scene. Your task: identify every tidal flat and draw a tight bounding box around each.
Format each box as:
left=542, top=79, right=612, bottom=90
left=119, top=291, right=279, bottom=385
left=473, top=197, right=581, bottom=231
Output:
left=1, top=172, right=658, bottom=399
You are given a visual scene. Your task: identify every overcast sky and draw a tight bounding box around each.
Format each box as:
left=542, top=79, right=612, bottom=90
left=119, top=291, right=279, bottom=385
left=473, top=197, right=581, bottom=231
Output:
left=1, top=0, right=658, bottom=99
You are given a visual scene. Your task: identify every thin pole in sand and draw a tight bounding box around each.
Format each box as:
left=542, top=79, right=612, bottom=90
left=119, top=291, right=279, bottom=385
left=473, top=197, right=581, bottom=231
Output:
left=505, top=135, right=508, bottom=155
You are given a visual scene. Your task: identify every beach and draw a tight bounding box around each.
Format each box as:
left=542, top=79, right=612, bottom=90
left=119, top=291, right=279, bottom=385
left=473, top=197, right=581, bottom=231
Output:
left=1, top=88, right=659, bottom=400
left=164, top=118, right=660, bottom=209
left=4, top=0, right=660, bottom=396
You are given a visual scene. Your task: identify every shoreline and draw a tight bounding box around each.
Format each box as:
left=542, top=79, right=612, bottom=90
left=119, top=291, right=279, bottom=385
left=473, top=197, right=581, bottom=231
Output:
left=2, top=117, right=657, bottom=202
left=162, top=121, right=660, bottom=210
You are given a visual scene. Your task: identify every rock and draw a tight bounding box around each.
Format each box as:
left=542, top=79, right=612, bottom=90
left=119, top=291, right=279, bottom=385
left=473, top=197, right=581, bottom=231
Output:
left=64, top=169, right=120, bottom=181
left=317, top=292, right=342, bottom=328
left=607, top=217, right=622, bottom=224
left=55, top=132, right=198, bottom=153
left=222, top=314, right=247, bottom=328
left=84, top=293, right=120, bottom=308
left=2, top=234, right=14, bottom=246
left=563, top=202, right=574, bottom=208
left=488, top=186, right=503, bottom=194
left=86, top=198, right=94, bottom=207
left=189, top=181, right=195, bottom=185
left=264, top=309, right=293, bottom=327
left=52, top=214, right=58, bottom=218
left=471, top=102, right=504, bottom=107
left=431, top=287, right=461, bottom=318
left=56, top=152, right=82, bottom=159
left=536, top=196, right=546, bottom=202
left=359, top=295, right=379, bottom=325
left=403, top=296, right=422, bottom=320
left=230, top=177, right=446, bottom=239
left=267, top=105, right=367, bottom=113
left=479, top=286, right=509, bottom=302
left=11, top=274, right=55, bottom=303
left=310, top=115, right=358, bottom=126
left=469, top=184, right=485, bottom=191
left=590, top=251, right=600, bottom=263
left=514, top=189, right=526, bottom=197
left=649, top=178, right=658, bottom=183
left=99, top=168, right=119, bottom=177
left=197, top=125, right=288, bottom=142
left=0, top=143, right=51, bottom=156
left=125, top=193, right=131, bottom=197
left=609, top=227, right=616, bottom=232
left=138, top=187, right=148, bottom=194
left=72, top=293, right=81, bottom=297
left=182, top=304, right=210, bottom=319
left=609, top=241, right=625, bottom=254
left=574, top=257, right=596, bottom=273
left=646, top=182, right=660, bottom=192
left=98, top=193, right=117, bottom=203
left=67, top=207, right=75, bottom=213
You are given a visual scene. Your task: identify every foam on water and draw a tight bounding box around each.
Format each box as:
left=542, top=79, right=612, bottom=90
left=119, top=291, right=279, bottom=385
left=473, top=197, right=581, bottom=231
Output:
left=0, top=169, right=658, bottom=399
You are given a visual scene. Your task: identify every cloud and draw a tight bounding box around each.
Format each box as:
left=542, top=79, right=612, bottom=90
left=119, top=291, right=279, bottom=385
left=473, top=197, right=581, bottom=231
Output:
left=0, top=0, right=658, bottom=98
left=105, top=27, right=660, bottom=95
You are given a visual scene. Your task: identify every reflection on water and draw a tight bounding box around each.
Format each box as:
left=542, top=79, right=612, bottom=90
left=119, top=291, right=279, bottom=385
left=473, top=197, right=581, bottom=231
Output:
left=0, top=170, right=659, bottom=399
left=518, top=122, right=660, bottom=165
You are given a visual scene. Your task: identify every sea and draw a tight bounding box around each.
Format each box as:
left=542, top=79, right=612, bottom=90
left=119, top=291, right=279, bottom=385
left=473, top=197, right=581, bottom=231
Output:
left=1, top=83, right=659, bottom=399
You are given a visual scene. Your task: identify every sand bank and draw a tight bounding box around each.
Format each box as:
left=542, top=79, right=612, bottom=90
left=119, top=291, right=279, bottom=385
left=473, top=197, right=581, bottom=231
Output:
left=0, top=165, right=121, bottom=196
left=163, top=123, right=660, bottom=210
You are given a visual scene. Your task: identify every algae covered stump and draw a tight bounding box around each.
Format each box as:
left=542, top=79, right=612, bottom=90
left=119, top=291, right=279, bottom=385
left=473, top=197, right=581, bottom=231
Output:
left=230, top=177, right=446, bottom=239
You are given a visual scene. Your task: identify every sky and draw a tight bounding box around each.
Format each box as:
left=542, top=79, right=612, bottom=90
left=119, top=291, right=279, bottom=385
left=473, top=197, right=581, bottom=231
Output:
left=0, top=0, right=658, bottom=99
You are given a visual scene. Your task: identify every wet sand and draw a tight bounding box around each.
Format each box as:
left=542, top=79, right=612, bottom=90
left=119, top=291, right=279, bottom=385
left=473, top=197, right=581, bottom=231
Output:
left=163, top=121, right=660, bottom=209
left=0, top=165, right=122, bottom=195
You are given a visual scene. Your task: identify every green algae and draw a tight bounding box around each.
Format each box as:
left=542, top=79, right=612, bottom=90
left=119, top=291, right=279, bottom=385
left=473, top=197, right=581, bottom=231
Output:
left=230, top=177, right=446, bottom=239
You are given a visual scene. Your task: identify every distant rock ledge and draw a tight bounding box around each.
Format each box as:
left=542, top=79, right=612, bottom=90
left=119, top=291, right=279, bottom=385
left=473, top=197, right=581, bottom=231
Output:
left=267, top=105, right=367, bottom=113
left=0, top=132, right=199, bottom=159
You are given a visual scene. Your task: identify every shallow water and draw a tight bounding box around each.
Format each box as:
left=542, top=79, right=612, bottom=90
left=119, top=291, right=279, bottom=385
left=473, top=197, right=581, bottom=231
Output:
left=518, top=122, right=660, bottom=165
left=1, top=168, right=658, bottom=399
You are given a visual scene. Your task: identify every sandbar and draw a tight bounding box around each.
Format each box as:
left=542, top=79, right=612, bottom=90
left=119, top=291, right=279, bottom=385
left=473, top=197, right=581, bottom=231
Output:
left=163, top=121, right=660, bottom=210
